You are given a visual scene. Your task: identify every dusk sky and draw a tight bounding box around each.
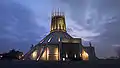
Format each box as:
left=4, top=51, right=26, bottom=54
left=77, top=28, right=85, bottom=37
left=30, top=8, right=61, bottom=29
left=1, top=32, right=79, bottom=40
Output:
left=0, top=0, right=120, bottom=58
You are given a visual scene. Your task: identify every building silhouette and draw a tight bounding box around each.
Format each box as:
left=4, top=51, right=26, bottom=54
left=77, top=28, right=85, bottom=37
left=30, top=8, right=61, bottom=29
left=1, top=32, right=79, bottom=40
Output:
left=23, top=11, right=96, bottom=61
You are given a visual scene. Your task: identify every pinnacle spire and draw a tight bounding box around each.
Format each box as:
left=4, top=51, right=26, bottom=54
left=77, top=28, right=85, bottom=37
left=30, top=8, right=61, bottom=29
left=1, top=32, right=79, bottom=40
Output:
left=50, top=9, right=66, bottom=32
left=52, top=8, right=64, bottom=17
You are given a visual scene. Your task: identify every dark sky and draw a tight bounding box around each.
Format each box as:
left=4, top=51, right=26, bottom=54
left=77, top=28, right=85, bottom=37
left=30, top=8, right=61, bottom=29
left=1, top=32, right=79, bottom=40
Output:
left=0, top=0, right=120, bottom=58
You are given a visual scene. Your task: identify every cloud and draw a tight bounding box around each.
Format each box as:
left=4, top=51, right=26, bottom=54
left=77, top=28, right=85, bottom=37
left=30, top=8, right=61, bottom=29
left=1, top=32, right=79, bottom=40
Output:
left=60, top=0, right=120, bottom=58
left=66, top=17, right=100, bottom=41
left=0, top=0, right=120, bottom=58
left=93, top=15, right=120, bottom=58
left=4, top=0, right=100, bottom=53
left=0, top=0, right=46, bottom=53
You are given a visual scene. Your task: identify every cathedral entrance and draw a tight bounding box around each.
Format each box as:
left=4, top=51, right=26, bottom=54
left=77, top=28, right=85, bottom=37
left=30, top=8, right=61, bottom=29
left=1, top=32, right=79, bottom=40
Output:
left=61, top=43, right=81, bottom=61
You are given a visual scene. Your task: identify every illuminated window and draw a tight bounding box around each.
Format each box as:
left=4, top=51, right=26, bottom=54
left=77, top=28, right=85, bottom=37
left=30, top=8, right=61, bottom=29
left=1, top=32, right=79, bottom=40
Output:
left=48, top=37, right=52, bottom=42
left=41, top=48, right=49, bottom=60
left=74, top=54, right=76, bottom=58
left=80, top=53, right=81, bottom=57
left=41, top=50, right=46, bottom=60
left=66, top=53, right=68, bottom=58
left=54, top=48, right=58, bottom=60
left=58, top=37, right=60, bottom=42
left=51, top=27, right=53, bottom=31
left=63, top=58, right=65, bottom=61
left=55, top=48, right=58, bottom=55
left=47, top=48, right=49, bottom=60
left=31, top=51, right=37, bottom=60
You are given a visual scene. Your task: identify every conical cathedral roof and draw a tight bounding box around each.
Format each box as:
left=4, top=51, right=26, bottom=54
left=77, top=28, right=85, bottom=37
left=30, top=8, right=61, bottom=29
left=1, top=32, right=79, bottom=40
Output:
left=39, top=31, right=73, bottom=44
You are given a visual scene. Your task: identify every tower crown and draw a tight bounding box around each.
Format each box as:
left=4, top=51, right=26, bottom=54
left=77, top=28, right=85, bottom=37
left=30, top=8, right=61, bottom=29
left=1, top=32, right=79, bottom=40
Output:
left=50, top=10, right=66, bottom=32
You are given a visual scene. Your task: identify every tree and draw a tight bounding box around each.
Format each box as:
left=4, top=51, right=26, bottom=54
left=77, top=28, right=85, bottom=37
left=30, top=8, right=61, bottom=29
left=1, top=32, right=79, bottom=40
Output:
left=1, top=49, right=23, bottom=60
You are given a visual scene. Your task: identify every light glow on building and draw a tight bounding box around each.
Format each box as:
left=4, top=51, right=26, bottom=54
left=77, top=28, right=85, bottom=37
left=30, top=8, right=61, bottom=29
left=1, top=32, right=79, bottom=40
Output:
left=54, top=47, right=59, bottom=60
left=66, top=53, right=68, bottom=58
left=63, top=58, right=65, bottom=61
left=58, top=37, right=60, bottom=42
left=58, top=24, right=60, bottom=29
left=40, top=48, right=49, bottom=60
left=74, top=54, right=76, bottom=58
left=48, top=37, right=52, bottom=42
left=81, top=50, right=89, bottom=60
left=41, top=49, right=46, bottom=60
left=47, top=47, right=49, bottom=60
left=31, top=50, right=37, bottom=60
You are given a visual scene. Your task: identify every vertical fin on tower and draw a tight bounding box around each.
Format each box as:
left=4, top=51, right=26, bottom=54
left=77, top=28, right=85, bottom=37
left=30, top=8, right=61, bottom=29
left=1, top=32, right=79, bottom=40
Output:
left=52, top=8, right=64, bottom=17
left=50, top=8, right=66, bottom=32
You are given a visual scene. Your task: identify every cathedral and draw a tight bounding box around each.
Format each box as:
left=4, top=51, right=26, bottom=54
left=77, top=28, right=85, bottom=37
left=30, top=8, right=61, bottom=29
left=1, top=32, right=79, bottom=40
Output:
left=23, top=11, right=97, bottom=61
